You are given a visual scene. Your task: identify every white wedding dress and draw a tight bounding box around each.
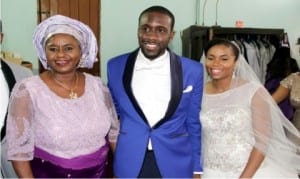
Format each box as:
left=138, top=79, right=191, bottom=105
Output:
left=200, top=81, right=298, bottom=178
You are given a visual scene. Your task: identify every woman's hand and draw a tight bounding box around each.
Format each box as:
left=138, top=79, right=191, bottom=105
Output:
left=12, top=160, right=34, bottom=178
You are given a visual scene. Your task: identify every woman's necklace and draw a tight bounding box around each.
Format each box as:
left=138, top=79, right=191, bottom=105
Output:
left=51, top=72, right=79, bottom=99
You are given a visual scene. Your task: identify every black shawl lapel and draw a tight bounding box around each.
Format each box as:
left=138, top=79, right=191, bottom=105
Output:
left=122, top=50, right=183, bottom=128
left=1, top=60, right=16, bottom=92
left=1, top=59, right=17, bottom=140
left=122, top=49, right=149, bottom=125
left=153, top=50, right=183, bottom=129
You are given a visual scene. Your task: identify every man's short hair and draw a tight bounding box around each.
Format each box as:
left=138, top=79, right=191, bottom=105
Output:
left=138, top=6, right=175, bottom=30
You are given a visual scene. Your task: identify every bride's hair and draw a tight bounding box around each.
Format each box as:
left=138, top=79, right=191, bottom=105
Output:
left=203, top=38, right=239, bottom=60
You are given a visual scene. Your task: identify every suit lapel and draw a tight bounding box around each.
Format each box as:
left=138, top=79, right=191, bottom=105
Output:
left=153, top=50, right=183, bottom=129
left=1, top=59, right=17, bottom=140
left=122, top=49, right=149, bottom=125
left=1, top=60, right=16, bottom=92
left=122, top=50, right=183, bottom=128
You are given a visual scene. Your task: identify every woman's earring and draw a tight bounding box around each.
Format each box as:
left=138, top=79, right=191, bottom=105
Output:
left=77, top=58, right=83, bottom=68
left=46, top=62, right=50, bottom=70
left=232, top=69, right=236, bottom=79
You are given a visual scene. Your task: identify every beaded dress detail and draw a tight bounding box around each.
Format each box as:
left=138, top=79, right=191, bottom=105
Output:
left=200, top=82, right=299, bottom=178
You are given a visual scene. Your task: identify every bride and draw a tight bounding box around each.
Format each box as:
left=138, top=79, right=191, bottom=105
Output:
left=200, top=38, right=300, bottom=178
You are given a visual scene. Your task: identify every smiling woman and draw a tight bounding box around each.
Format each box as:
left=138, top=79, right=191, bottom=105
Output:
left=200, top=38, right=300, bottom=178
left=36, top=0, right=101, bottom=75
left=5, top=15, right=119, bottom=178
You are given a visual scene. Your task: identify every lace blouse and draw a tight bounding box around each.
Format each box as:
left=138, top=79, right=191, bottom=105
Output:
left=6, top=73, right=119, bottom=161
left=280, top=72, right=300, bottom=113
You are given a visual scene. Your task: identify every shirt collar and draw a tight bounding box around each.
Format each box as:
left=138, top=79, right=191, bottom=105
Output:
left=135, top=49, right=169, bottom=70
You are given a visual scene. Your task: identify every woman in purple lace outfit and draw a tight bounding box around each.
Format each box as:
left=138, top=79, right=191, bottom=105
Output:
left=5, top=15, right=119, bottom=178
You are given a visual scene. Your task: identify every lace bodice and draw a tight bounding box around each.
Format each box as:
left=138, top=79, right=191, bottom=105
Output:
left=6, top=73, right=119, bottom=160
left=281, top=72, right=300, bottom=110
left=200, top=82, right=259, bottom=176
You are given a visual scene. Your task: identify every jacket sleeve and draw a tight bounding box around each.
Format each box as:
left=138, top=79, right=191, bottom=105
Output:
left=186, top=62, right=204, bottom=172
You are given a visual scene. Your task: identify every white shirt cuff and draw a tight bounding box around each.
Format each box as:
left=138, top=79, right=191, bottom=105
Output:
left=193, top=171, right=203, bottom=174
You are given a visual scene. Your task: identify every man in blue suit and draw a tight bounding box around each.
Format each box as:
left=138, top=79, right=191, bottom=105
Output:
left=107, top=6, right=204, bottom=178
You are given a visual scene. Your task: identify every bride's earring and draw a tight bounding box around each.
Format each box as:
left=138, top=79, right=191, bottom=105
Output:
left=232, top=69, right=236, bottom=79
left=232, top=63, right=238, bottom=79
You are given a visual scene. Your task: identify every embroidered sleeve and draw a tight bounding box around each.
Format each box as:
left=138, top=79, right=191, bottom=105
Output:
left=6, top=82, right=34, bottom=161
left=100, top=80, right=120, bottom=143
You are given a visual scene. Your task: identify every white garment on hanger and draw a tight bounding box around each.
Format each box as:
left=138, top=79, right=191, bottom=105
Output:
left=243, top=41, right=262, bottom=82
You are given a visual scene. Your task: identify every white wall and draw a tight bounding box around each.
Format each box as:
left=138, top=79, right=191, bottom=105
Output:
left=1, top=0, right=37, bottom=73
left=0, top=0, right=38, bottom=72
left=1, top=0, right=300, bottom=80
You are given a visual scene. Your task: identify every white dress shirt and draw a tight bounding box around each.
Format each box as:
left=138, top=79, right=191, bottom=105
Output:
left=132, top=50, right=171, bottom=149
left=0, top=62, right=10, bottom=129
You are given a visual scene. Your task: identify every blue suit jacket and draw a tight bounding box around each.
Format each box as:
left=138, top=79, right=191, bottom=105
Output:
left=107, top=49, right=203, bottom=178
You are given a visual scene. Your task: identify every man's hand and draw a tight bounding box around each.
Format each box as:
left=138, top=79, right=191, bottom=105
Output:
left=193, top=173, right=201, bottom=179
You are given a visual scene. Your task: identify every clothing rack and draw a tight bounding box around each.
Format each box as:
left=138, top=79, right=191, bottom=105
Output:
left=181, top=25, right=284, bottom=61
